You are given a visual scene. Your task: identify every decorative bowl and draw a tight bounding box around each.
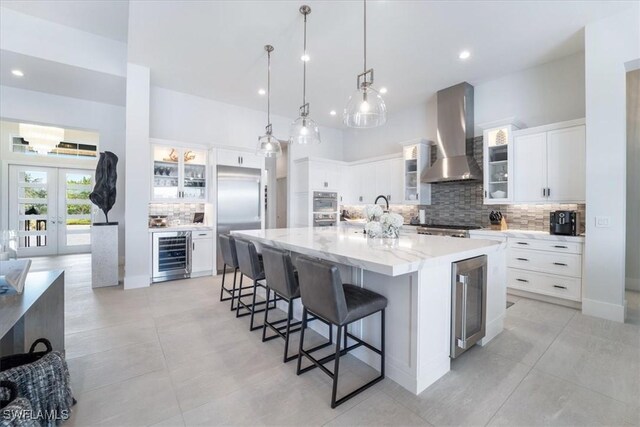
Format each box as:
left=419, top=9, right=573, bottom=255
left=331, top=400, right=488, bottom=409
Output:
left=491, top=190, right=506, bottom=198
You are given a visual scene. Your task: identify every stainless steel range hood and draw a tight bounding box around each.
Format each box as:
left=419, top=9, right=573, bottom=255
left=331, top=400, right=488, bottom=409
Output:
left=421, top=82, right=482, bottom=183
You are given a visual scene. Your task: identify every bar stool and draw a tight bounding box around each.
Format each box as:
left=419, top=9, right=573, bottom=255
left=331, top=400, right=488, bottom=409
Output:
left=261, top=246, right=333, bottom=362
left=234, top=238, right=279, bottom=331
left=218, top=234, right=241, bottom=309
left=295, top=256, right=387, bottom=409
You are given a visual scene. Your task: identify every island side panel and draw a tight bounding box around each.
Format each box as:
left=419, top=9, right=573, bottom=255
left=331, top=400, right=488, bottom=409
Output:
left=479, top=246, right=507, bottom=345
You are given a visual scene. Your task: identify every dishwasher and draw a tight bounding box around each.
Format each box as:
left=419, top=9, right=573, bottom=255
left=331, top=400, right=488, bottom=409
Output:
left=152, top=231, right=192, bottom=283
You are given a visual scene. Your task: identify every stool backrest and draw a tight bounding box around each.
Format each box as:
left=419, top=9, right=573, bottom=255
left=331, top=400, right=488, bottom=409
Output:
left=234, top=238, right=263, bottom=280
left=261, top=246, right=298, bottom=299
left=218, top=234, right=238, bottom=268
left=296, top=256, right=347, bottom=325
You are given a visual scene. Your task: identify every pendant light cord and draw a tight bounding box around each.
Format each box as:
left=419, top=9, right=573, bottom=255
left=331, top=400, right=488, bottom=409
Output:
left=363, top=0, right=367, bottom=75
left=302, top=13, right=307, bottom=107
left=267, top=48, right=271, bottom=127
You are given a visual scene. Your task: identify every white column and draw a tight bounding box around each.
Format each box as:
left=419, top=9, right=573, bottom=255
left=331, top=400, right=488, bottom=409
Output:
left=584, top=6, right=640, bottom=321
left=124, top=63, right=151, bottom=289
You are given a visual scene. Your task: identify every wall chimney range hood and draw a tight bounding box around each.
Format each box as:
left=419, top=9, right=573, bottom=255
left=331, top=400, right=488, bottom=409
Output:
left=421, top=82, right=482, bottom=183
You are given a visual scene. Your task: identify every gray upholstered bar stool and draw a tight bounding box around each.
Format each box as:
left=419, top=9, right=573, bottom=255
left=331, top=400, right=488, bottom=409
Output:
left=218, top=234, right=242, bottom=309
left=234, top=238, right=279, bottom=331
left=295, top=255, right=387, bottom=408
left=261, top=246, right=333, bottom=363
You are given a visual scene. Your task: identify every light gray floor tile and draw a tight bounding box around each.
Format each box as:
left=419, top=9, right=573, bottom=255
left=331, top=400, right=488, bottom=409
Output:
left=483, top=314, right=562, bottom=366
left=65, top=318, right=159, bottom=359
left=535, top=329, right=640, bottom=405
left=67, top=370, right=181, bottom=427
left=488, top=369, right=631, bottom=426
left=325, top=391, right=432, bottom=426
left=68, top=340, right=166, bottom=394
left=150, top=413, right=186, bottom=427
left=381, top=346, right=531, bottom=426
left=506, top=298, right=577, bottom=330
left=565, top=312, right=640, bottom=345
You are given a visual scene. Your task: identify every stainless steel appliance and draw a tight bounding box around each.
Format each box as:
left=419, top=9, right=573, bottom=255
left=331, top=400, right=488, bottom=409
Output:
left=216, top=165, right=262, bottom=271
left=152, top=231, right=192, bottom=283
left=421, top=82, right=483, bottom=183
left=313, top=213, right=337, bottom=227
left=550, top=211, right=579, bottom=236
left=313, top=191, right=338, bottom=212
left=417, top=224, right=481, bottom=238
left=451, top=255, right=487, bottom=358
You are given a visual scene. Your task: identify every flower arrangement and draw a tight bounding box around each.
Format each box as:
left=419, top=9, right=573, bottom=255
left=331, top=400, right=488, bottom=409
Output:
left=364, top=205, right=403, bottom=239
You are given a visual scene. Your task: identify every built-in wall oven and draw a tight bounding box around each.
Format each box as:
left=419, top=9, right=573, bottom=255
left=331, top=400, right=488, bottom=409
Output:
left=313, top=191, right=338, bottom=227
left=152, top=231, right=192, bottom=283
left=451, top=255, right=487, bottom=358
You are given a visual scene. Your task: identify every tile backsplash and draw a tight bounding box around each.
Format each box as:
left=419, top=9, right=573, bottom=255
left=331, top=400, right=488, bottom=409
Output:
left=149, top=203, right=205, bottom=225
left=340, top=136, right=586, bottom=233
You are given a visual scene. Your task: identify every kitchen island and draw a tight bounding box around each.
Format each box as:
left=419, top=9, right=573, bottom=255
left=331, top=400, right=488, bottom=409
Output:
left=232, top=227, right=506, bottom=395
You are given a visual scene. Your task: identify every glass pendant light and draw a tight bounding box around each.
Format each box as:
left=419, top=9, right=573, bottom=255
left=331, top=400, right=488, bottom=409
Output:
left=257, top=45, right=282, bottom=158
left=290, top=5, right=321, bottom=145
left=343, top=0, right=387, bottom=128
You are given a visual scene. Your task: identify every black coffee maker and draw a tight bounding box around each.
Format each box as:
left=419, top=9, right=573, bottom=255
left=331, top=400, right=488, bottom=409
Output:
left=550, top=211, right=579, bottom=236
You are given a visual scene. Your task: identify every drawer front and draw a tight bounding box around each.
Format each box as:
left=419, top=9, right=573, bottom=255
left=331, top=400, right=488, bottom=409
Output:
left=508, top=268, right=581, bottom=301
left=508, top=248, right=582, bottom=278
left=192, top=230, right=214, bottom=239
left=508, top=238, right=582, bottom=254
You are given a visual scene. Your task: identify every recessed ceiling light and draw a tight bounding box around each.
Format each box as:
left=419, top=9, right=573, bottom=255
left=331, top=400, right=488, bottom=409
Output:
left=329, top=110, right=337, bottom=116
left=11, top=69, right=24, bottom=77
left=379, top=87, right=388, bottom=94
left=258, top=88, right=266, bottom=95
left=301, top=54, right=310, bottom=62
left=459, top=50, right=471, bottom=60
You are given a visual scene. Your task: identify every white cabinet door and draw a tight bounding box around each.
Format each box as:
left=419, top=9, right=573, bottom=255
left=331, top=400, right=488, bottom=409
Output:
left=389, top=158, right=404, bottom=204
left=513, top=132, right=548, bottom=202
left=237, top=152, right=264, bottom=169
left=217, top=148, right=242, bottom=167
left=343, top=166, right=357, bottom=204
left=546, top=126, right=585, bottom=202
left=308, top=162, right=325, bottom=190
left=373, top=160, right=390, bottom=201
left=325, top=164, right=342, bottom=191
left=192, top=237, right=214, bottom=274
left=360, top=163, right=377, bottom=205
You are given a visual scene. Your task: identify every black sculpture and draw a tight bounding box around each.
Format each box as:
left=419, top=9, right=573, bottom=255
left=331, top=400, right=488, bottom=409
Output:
left=90, top=151, right=118, bottom=224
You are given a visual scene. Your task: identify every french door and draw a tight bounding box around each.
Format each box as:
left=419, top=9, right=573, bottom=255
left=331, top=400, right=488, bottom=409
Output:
left=8, top=165, right=95, bottom=257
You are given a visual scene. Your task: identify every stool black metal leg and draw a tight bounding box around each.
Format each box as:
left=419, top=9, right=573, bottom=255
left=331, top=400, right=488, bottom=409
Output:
left=261, top=287, right=271, bottom=342
left=331, top=326, right=343, bottom=408
left=229, top=268, right=238, bottom=310
left=219, top=265, right=227, bottom=301
left=381, top=308, right=385, bottom=377
left=249, top=279, right=259, bottom=331
left=296, top=308, right=308, bottom=375
left=283, top=299, right=293, bottom=363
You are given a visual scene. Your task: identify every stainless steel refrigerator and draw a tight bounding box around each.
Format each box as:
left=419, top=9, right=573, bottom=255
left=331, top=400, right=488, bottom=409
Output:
left=216, top=165, right=262, bottom=271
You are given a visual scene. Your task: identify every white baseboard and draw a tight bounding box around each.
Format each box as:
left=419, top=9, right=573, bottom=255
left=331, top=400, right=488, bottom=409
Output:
left=625, top=277, right=640, bottom=292
left=124, top=274, right=150, bottom=289
left=582, top=298, right=625, bottom=322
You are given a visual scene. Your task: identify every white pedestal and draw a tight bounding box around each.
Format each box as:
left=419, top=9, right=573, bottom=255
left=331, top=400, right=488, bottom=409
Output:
left=91, top=224, right=119, bottom=288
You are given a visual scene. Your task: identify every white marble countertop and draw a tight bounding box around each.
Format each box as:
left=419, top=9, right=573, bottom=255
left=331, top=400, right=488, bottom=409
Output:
left=232, top=227, right=502, bottom=276
left=148, top=225, right=214, bottom=233
left=469, top=228, right=585, bottom=243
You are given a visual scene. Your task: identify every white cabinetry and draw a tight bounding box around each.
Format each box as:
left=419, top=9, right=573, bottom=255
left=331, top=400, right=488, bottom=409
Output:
left=345, top=157, right=403, bottom=205
left=513, top=120, right=585, bottom=203
left=481, top=123, right=519, bottom=204
left=151, top=143, right=208, bottom=202
left=191, top=230, right=214, bottom=277
left=217, top=148, right=264, bottom=169
left=401, top=140, right=431, bottom=205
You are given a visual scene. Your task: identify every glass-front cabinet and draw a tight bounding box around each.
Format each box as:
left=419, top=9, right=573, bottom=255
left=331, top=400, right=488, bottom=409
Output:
left=152, top=145, right=208, bottom=202
left=482, top=123, right=519, bottom=205
left=401, top=139, right=431, bottom=205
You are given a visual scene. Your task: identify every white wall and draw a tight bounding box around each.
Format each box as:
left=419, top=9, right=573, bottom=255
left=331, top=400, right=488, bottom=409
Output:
left=0, top=85, right=126, bottom=258
left=343, top=52, right=585, bottom=161
left=149, top=87, right=344, bottom=161
left=627, top=69, right=640, bottom=292
left=123, top=64, right=151, bottom=289
left=584, top=5, right=640, bottom=321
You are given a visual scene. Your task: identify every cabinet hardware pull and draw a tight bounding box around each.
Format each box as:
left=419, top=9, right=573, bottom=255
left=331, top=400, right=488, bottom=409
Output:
left=516, top=278, right=529, bottom=283
left=516, top=257, right=529, bottom=261
left=547, top=188, right=551, bottom=196
left=553, top=245, right=568, bottom=249
left=485, top=190, right=487, bottom=198
left=542, top=188, right=546, bottom=197
left=553, top=262, right=568, bottom=266
left=553, top=285, right=567, bottom=289
left=192, top=242, right=195, bottom=250
left=516, top=242, right=529, bottom=245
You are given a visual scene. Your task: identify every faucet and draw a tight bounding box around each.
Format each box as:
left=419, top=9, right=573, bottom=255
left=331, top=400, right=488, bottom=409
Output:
left=374, top=195, right=389, bottom=212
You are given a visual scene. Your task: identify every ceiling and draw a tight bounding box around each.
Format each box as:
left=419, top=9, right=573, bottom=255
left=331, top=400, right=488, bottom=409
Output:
left=1, top=0, right=634, bottom=128
left=1, top=0, right=130, bottom=42
left=0, top=50, right=126, bottom=106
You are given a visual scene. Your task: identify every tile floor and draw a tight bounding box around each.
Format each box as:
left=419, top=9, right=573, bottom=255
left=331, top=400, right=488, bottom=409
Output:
left=28, top=254, right=640, bottom=427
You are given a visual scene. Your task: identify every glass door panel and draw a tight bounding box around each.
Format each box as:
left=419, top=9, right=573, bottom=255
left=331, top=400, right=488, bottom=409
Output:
left=58, top=169, right=94, bottom=254
left=153, top=146, right=180, bottom=199
left=182, top=149, right=207, bottom=200
left=9, top=166, right=58, bottom=256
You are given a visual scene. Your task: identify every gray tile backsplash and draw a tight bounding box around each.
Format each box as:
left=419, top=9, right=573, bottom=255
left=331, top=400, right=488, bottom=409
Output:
left=341, top=137, right=586, bottom=233
left=149, top=203, right=205, bottom=226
